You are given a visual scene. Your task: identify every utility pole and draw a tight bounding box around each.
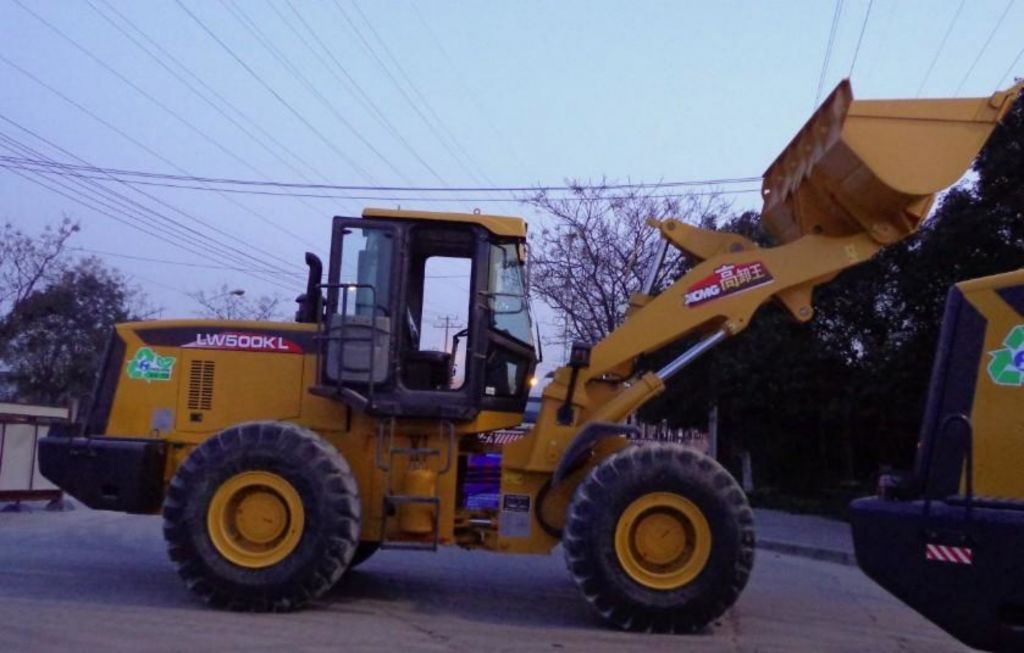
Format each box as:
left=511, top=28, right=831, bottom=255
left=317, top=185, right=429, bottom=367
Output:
left=432, top=315, right=464, bottom=352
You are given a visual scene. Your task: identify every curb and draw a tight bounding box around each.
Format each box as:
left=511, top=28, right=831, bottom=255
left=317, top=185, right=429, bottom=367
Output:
left=757, top=539, right=857, bottom=567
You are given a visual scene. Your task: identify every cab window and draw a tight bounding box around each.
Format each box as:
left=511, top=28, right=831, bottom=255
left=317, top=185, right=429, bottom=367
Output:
left=338, top=226, right=393, bottom=317
left=487, top=242, right=533, bottom=346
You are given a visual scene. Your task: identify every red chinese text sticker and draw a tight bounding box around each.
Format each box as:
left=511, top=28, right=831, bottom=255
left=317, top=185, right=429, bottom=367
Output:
left=684, top=262, right=774, bottom=308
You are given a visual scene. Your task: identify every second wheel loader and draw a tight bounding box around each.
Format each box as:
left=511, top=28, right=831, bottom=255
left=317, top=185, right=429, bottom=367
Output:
left=38, top=80, right=1021, bottom=634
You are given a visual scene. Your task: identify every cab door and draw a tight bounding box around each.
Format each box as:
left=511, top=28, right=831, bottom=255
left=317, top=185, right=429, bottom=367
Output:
left=477, top=240, right=537, bottom=414
left=321, top=218, right=401, bottom=398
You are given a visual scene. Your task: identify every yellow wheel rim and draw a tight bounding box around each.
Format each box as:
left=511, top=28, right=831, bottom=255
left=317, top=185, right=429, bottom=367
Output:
left=614, top=491, right=712, bottom=590
left=207, top=471, right=305, bottom=569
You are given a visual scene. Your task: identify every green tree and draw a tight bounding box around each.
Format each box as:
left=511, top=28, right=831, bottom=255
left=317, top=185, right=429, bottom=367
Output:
left=1, top=258, right=141, bottom=404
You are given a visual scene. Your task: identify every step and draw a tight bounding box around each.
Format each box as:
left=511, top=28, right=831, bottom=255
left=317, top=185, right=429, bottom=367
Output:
left=385, top=495, right=440, bottom=506
left=388, top=447, right=442, bottom=457
left=379, top=540, right=437, bottom=552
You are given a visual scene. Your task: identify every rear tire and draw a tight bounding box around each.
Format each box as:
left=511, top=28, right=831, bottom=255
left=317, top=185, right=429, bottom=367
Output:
left=563, top=443, right=754, bottom=633
left=163, top=421, right=360, bottom=611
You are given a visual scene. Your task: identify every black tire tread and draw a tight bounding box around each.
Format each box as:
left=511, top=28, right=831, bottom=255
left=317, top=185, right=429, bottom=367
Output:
left=563, top=443, right=755, bottom=633
left=162, top=420, right=360, bottom=612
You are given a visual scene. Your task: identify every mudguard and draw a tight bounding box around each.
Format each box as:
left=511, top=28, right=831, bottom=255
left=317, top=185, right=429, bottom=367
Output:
left=552, top=421, right=640, bottom=484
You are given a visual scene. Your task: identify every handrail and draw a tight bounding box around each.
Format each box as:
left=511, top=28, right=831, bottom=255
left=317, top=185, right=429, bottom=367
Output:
left=316, top=282, right=381, bottom=409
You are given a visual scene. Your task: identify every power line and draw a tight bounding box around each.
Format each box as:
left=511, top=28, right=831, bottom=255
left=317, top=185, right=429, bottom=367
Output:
left=93, top=0, right=330, bottom=185
left=0, top=112, right=299, bottom=274
left=0, top=153, right=296, bottom=292
left=128, top=270, right=194, bottom=298
left=954, top=0, right=1016, bottom=95
left=12, top=0, right=261, bottom=175
left=0, top=116, right=301, bottom=280
left=0, top=138, right=299, bottom=294
left=87, top=0, right=342, bottom=230
left=409, top=1, right=528, bottom=177
left=0, top=156, right=207, bottom=267
left=0, top=49, right=320, bottom=257
left=917, top=0, right=966, bottom=97
left=0, top=129, right=287, bottom=275
left=85, top=0, right=307, bottom=183
left=222, top=0, right=412, bottom=185
left=0, top=161, right=763, bottom=202
left=80, top=5, right=345, bottom=235
left=330, top=0, right=490, bottom=185
left=69, top=247, right=305, bottom=276
left=848, top=0, right=874, bottom=78
left=999, top=43, right=1024, bottom=86
left=856, top=0, right=897, bottom=87
left=269, top=0, right=449, bottom=186
left=0, top=156, right=761, bottom=192
left=815, top=0, right=845, bottom=106
left=174, top=0, right=379, bottom=185
left=349, top=0, right=496, bottom=186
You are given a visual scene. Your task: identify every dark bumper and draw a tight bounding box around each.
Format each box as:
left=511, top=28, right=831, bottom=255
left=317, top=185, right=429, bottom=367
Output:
left=38, top=435, right=167, bottom=514
left=851, top=496, right=1024, bottom=652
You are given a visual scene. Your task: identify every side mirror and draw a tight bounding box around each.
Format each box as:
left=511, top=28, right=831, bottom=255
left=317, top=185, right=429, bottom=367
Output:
left=569, top=341, right=592, bottom=368
left=294, top=293, right=309, bottom=322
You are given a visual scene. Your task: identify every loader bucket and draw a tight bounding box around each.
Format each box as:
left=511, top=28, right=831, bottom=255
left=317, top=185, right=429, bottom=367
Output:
left=761, top=80, right=1022, bottom=245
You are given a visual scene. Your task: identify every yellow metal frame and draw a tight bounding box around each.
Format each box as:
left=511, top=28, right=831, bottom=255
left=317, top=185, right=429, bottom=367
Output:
left=362, top=207, right=527, bottom=238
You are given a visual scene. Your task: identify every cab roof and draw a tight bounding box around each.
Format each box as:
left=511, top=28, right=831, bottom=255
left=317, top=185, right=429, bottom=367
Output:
left=362, top=207, right=527, bottom=239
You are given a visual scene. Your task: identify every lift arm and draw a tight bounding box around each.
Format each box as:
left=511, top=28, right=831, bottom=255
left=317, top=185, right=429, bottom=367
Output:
left=504, top=80, right=1022, bottom=478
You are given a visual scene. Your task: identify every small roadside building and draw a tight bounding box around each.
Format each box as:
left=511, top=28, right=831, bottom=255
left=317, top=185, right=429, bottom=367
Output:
left=0, top=402, right=69, bottom=508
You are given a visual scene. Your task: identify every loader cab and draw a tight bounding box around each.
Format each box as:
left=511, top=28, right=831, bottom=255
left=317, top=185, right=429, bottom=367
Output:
left=310, top=209, right=537, bottom=421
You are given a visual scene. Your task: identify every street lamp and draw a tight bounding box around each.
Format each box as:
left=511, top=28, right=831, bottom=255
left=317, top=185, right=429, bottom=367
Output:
left=209, top=288, right=245, bottom=300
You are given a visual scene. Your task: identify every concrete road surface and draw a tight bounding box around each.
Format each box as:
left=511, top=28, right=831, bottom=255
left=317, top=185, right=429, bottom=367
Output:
left=0, top=506, right=972, bottom=652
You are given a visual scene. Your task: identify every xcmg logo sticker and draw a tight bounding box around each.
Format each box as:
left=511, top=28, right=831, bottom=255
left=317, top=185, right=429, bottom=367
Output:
left=126, top=347, right=175, bottom=382
left=684, top=261, right=774, bottom=308
left=182, top=332, right=302, bottom=353
left=987, top=325, right=1024, bottom=387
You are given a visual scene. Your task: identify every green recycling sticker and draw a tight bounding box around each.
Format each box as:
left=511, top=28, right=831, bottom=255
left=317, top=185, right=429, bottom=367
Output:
left=987, top=325, right=1024, bottom=387
left=127, top=347, right=176, bottom=382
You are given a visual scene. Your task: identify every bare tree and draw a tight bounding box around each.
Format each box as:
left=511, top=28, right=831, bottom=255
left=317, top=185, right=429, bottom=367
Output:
left=189, top=284, right=284, bottom=321
left=525, top=181, right=726, bottom=347
left=0, top=217, right=79, bottom=309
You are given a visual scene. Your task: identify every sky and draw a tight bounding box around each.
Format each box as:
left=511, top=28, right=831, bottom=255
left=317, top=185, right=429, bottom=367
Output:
left=1, top=0, right=1022, bottom=373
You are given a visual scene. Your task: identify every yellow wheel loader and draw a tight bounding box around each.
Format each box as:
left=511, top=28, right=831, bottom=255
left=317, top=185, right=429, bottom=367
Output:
left=39, top=80, right=1020, bottom=633
left=851, top=267, right=1024, bottom=652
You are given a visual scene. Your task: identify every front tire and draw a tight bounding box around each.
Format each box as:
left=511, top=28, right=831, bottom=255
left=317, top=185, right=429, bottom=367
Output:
left=163, top=421, right=360, bottom=611
left=563, top=443, right=754, bottom=633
